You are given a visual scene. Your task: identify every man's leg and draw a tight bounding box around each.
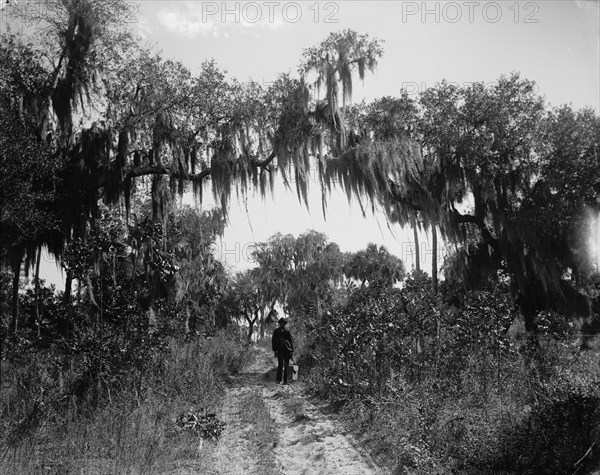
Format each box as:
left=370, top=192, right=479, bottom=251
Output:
left=283, top=357, right=290, bottom=384
left=276, top=354, right=284, bottom=383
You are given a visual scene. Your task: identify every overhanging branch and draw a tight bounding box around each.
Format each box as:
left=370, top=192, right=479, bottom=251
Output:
left=125, top=165, right=212, bottom=182
left=452, top=208, right=500, bottom=252
left=97, top=147, right=278, bottom=190
left=250, top=150, right=277, bottom=169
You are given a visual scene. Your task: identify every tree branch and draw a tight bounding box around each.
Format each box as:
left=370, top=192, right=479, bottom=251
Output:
left=125, top=165, right=213, bottom=182
left=250, top=150, right=277, bottom=169
left=452, top=209, right=484, bottom=227
left=97, top=145, right=277, bottom=189
left=452, top=208, right=500, bottom=252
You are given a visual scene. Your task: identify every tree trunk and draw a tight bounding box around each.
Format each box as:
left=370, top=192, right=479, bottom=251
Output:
left=432, top=224, right=438, bottom=294
left=413, top=225, right=421, bottom=272
left=35, top=245, right=42, bottom=338
left=86, top=272, right=100, bottom=327
left=259, top=307, right=266, bottom=340
left=267, top=301, right=277, bottom=325
left=10, top=250, right=23, bottom=334
left=63, top=269, right=73, bottom=305
left=246, top=315, right=256, bottom=342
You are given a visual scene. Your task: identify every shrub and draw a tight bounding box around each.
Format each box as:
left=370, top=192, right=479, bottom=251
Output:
left=0, top=329, right=247, bottom=473
left=202, top=329, right=251, bottom=375
left=496, top=369, right=600, bottom=474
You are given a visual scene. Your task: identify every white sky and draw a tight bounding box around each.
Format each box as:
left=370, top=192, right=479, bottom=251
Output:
left=10, top=0, right=598, bottom=285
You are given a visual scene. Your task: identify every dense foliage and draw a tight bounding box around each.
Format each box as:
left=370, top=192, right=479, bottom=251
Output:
left=299, top=269, right=600, bottom=474
left=0, top=1, right=598, bottom=328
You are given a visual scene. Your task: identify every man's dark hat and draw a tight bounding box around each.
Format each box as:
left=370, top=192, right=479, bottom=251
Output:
left=278, top=318, right=288, bottom=325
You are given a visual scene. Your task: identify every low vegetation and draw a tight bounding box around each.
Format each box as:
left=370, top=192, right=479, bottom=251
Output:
left=1, top=320, right=249, bottom=474
left=297, top=272, right=600, bottom=474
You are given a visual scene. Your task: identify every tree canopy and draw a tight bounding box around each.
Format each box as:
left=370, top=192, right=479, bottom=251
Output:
left=1, top=0, right=599, bottom=332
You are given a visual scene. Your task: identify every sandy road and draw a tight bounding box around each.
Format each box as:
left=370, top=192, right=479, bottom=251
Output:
left=216, top=345, right=384, bottom=475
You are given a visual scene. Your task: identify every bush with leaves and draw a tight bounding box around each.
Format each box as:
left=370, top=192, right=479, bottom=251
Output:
left=436, top=276, right=516, bottom=387
left=495, top=368, right=600, bottom=474
left=306, top=272, right=434, bottom=401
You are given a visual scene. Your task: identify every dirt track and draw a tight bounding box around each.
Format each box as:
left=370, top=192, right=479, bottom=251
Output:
left=212, top=346, right=384, bottom=475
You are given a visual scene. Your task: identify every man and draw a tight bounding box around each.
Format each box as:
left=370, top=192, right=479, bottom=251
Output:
left=272, top=317, right=294, bottom=385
